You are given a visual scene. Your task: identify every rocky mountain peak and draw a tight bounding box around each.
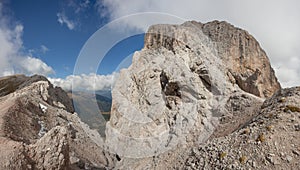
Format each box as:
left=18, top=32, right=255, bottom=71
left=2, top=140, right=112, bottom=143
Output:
left=144, top=20, right=281, bottom=98
left=106, top=20, right=284, bottom=168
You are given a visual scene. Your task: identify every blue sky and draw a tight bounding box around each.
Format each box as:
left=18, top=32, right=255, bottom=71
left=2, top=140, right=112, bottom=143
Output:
left=8, top=0, right=144, bottom=78
left=1, top=0, right=300, bottom=90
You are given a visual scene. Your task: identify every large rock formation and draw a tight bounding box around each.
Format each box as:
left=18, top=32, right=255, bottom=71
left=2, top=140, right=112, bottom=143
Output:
left=144, top=21, right=280, bottom=98
left=0, top=75, right=115, bottom=169
left=105, top=21, right=281, bottom=168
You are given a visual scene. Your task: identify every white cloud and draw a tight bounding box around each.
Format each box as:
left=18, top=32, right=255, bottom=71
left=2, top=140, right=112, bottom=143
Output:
left=40, top=45, right=49, bottom=53
left=49, top=73, right=117, bottom=91
left=0, top=3, right=54, bottom=76
left=18, top=57, right=54, bottom=75
left=274, top=56, right=300, bottom=87
left=98, top=0, right=300, bottom=87
left=57, top=12, right=76, bottom=30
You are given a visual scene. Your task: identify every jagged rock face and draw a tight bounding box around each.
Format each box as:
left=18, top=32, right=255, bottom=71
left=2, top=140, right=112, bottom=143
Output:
left=107, top=22, right=226, bottom=159
left=0, top=75, right=115, bottom=169
left=106, top=20, right=280, bottom=168
left=201, top=21, right=280, bottom=98
left=145, top=21, right=280, bottom=98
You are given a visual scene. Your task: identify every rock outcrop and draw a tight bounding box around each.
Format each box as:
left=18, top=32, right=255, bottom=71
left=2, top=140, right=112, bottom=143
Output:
left=105, top=21, right=281, bottom=168
left=0, top=75, right=115, bottom=169
left=144, top=21, right=280, bottom=98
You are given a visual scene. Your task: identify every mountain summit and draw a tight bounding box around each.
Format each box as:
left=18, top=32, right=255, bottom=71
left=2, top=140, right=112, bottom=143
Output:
left=106, top=21, right=297, bottom=169
left=0, top=21, right=298, bottom=170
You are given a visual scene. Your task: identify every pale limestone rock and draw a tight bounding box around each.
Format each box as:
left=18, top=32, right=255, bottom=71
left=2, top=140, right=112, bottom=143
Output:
left=105, top=21, right=280, bottom=169
left=29, top=126, right=69, bottom=170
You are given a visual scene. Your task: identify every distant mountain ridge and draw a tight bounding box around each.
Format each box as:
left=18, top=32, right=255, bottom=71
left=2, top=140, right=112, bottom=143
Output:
left=95, top=90, right=112, bottom=99
left=68, top=90, right=112, bottom=112
left=67, top=91, right=111, bottom=136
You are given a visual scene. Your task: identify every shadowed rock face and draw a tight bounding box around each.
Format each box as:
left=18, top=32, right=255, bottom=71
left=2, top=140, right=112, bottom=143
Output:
left=106, top=21, right=282, bottom=169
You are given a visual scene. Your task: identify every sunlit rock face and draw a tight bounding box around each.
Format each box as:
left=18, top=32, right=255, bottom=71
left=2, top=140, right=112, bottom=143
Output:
left=105, top=20, right=280, bottom=168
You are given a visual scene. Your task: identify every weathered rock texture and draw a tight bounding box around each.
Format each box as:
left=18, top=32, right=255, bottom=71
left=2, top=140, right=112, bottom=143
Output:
left=0, top=75, right=115, bottom=169
left=144, top=21, right=280, bottom=98
left=105, top=21, right=281, bottom=168
left=182, top=87, right=300, bottom=169
left=200, top=21, right=280, bottom=98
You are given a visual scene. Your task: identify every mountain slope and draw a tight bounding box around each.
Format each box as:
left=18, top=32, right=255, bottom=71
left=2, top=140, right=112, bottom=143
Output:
left=182, top=87, right=300, bottom=169
left=0, top=75, right=115, bottom=169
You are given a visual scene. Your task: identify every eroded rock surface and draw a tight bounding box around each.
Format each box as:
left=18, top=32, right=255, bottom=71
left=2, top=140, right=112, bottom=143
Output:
left=106, top=21, right=281, bottom=169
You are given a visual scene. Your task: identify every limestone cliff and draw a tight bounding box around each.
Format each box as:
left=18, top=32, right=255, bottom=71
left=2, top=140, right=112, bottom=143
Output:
left=106, top=21, right=281, bottom=168
left=145, top=21, right=280, bottom=98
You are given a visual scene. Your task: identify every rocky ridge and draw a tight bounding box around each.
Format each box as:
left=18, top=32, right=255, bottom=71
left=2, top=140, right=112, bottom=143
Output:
left=0, top=75, right=115, bottom=169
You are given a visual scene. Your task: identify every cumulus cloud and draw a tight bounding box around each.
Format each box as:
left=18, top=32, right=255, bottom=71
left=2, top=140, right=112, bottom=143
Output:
left=57, top=12, right=76, bottom=30
left=98, top=0, right=300, bottom=87
left=0, top=3, right=54, bottom=76
left=49, top=73, right=117, bottom=91
left=18, top=57, right=54, bottom=75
